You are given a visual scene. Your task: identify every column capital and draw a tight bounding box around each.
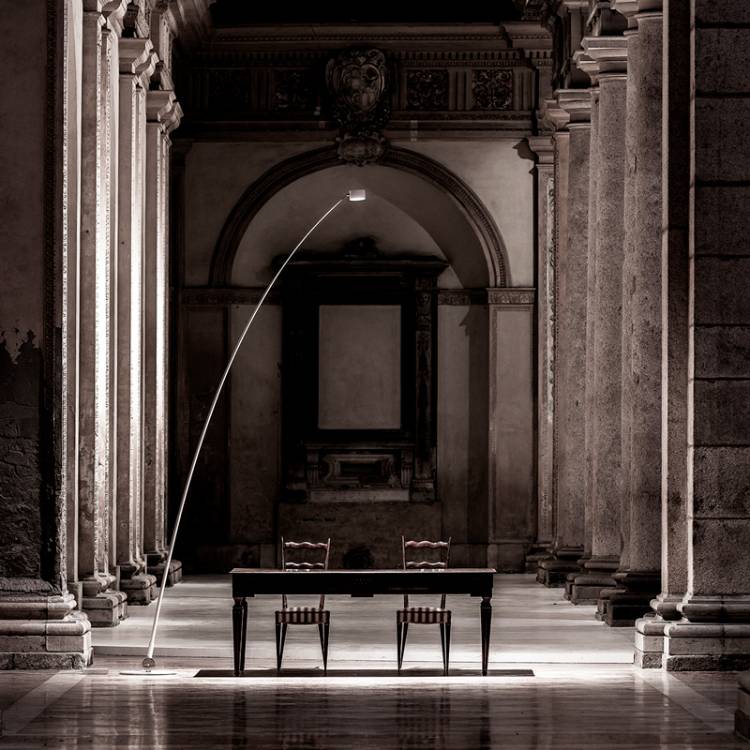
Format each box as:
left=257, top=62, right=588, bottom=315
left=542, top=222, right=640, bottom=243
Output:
left=119, top=38, right=157, bottom=86
left=541, top=97, right=570, bottom=132
left=147, top=90, right=183, bottom=134
left=165, top=102, right=184, bottom=134
left=582, top=36, right=628, bottom=79
left=611, top=0, right=639, bottom=26
left=557, top=88, right=592, bottom=126
left=527, top=135, right=555, bottom=167
left=102, top=0, right=128, bottom=35
left=146, top=89, right=176, bottom=123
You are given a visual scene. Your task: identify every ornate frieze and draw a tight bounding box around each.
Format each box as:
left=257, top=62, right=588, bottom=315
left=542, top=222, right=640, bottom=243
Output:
left=273, top=69, right=316, bottom=111
left=177, top=23, right=551, bottom=136
left=406, top=69, right=449, bottom=111
left=207, top=69, right=252, bottom=111
left=472, top=69, right=513, bottom=110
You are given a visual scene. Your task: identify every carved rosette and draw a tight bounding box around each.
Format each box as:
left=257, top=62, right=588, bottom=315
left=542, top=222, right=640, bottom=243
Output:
left=326, top=48, right=390, bottom=165
left=406, top=69, right=449, bottom=110
left=471, top=69, right=513, bottom=110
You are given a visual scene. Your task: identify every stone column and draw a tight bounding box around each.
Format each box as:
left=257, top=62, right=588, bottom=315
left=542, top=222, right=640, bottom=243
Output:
left=566, top=79, right=600, bottom=602
left=525, top=135, right=555, bottom=574
left=664, top=0, right=750, bottom=672
left=72, top=2, right=128, bottom=628
left=116, top=38, right=157, bottom=604
left=536, top=91, right=591, bottom=587
left=604, top=0, right=664, bottom=628
left=636, top=0, right=690, bottom=668
left=569, top=36, right=628, bottom=605
left=143, top=90, right=183, bottom=587
left=0, top=0, right=91, bottom=667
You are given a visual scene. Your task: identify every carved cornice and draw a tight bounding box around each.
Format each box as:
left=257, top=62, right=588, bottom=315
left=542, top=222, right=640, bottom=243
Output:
left=487, top=288, right=536, bottom=306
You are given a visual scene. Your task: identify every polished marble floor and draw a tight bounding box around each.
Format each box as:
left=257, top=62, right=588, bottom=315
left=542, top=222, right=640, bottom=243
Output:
left=0, top=575, right=745, bottom=748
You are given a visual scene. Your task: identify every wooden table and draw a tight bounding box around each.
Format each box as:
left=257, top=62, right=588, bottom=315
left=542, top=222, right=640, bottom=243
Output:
left=230, top=568, right=496, bottom=676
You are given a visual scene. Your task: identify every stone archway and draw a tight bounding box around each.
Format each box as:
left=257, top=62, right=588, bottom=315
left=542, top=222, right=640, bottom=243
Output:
left=208, top=145, right=510, bottom=289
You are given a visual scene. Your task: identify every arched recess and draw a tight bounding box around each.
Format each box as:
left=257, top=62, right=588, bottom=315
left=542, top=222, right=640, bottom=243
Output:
left=209, top=145, right=510, bottom=288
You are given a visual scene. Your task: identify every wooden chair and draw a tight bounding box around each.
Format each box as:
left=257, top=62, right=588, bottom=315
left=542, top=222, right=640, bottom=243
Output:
left=397, top=536, right=452, bottom=675
left=275, top=538, right=331, bottom=673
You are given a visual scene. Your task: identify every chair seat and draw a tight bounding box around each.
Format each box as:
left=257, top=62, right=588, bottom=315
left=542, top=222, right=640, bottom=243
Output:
left=275, top=607, right=330, bottom=625
left=397, top=607, right=452, bottom=624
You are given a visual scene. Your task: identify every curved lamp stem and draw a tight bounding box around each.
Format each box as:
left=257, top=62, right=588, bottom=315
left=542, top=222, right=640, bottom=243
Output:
left=138, top=192, right=363, bottom=671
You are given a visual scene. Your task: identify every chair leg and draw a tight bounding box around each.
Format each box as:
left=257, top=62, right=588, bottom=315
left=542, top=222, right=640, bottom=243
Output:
left=398, top=621, right=409, bottom=672
left=440, top=622, right=451, bottom=676
left=318, top=622, right=330, bottom=673
left=275, top=622, right=287, bottom=673
left=396, top=618, right=403, bottom=671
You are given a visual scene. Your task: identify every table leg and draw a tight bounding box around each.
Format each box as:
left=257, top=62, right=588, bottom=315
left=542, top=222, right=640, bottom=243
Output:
left=481, top=596, right=492, bottom=676
left=240, top=598, right=248, bottom=672
left=233, top=597, right=245, bottom=676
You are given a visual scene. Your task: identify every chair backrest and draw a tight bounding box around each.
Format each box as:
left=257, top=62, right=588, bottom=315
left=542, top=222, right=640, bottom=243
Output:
left=401, top=536, right=451, bottom=609
left=280, top=537, right=331, bottom=610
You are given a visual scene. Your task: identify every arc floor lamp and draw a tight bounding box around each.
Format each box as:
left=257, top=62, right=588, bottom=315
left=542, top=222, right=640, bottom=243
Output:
left=122, top=189, right=367, bottom=675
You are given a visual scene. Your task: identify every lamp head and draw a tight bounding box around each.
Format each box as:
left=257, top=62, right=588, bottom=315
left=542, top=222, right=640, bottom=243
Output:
left=347, top=189, right=366, bottom=202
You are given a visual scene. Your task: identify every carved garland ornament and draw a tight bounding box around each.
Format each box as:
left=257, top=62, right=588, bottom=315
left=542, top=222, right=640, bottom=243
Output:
left=326, top=48, right=390, bottom=165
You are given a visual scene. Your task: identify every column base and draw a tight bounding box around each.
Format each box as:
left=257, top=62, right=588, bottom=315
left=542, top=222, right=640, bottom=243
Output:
left=0, top=591, right=92, bottom=669
left=634, top=613, right=667, bottom=668
left=737, top=673, right=750, bottom=741
left=665, top=596, right=750, bottom=670
left=82, top=590, right=128, bottom=627
left=525, top=544, right=553, bottom=574
left=536, top=559, right=582, bottom=587
left=634, top=595, right=684, bottom=668
left=569, top=557, right=619, bottom=605
left=564, top=557, right=589, bottom=600
left=151, top=559, right=183, bottom=587
left=119, top=573, right=157, bottom=605
left=598, top=570, right=661, bottom=627
left=535, top=546, right=584, bottom=587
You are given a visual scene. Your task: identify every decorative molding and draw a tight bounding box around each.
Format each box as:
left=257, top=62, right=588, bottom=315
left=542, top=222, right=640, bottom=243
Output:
left=406, top=69, right=449, bottom=111
left=471, top=69, right=513, bottom=110
left=487, top=288, right=536, bottom=305
left=182, top=287, right=515, bottom=307
left=272, top=69, right=316, bottom=112
left=180, top=287, right=281, bottom=306
left=527, top=134, right=555, bottom=166
left=437, top=290, right=487, bottom=306
left=208, top=144, right=509, bottom=288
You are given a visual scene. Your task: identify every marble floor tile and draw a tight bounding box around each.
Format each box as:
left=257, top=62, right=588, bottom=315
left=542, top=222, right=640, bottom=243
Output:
left=0, top=575, right=745, bottom=749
